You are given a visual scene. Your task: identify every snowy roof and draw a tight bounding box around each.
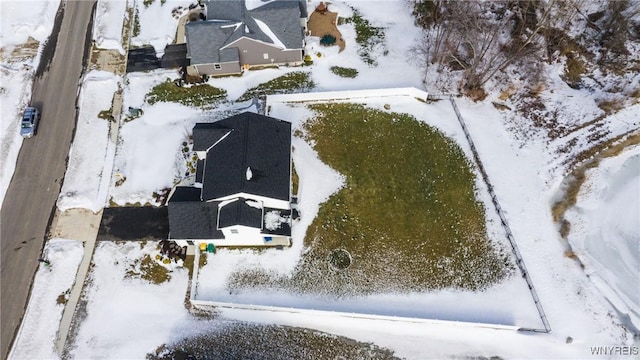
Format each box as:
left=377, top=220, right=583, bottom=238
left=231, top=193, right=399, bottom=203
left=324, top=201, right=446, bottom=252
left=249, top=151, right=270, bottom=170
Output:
left=198, top=112, right=291, bottom=201
left=187, top=0, right=304, bottom=64
left=217, top=198, right=263, bottom=229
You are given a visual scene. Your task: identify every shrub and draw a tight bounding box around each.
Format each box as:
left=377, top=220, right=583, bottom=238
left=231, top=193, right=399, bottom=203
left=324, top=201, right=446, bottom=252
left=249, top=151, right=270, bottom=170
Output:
left=303, top=54, right=313, bottom=65
left=133, top=9, right=141, bottom=37
left=563, top=55, right=585, bottom=88
left=320, top=34, right=336, bottom=46
left=330, top=66, right=358, bottom=78
left=145, top=79, right=227, bottom=107
left=236, top=72, right=314, bottom=101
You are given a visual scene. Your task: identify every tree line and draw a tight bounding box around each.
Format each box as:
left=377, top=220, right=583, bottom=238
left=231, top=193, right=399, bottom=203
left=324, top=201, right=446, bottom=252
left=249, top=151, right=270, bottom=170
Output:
left=410, top=0, right=640, bottom=95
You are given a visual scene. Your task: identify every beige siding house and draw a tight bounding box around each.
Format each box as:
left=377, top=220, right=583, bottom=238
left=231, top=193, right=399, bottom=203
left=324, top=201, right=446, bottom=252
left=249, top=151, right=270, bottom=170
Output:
left=185, top=0, right=307, bottom=77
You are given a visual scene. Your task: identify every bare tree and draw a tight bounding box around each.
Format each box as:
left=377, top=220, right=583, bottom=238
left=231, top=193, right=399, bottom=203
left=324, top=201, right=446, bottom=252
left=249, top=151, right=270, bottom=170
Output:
left=412, top=0, right=561, bottom=93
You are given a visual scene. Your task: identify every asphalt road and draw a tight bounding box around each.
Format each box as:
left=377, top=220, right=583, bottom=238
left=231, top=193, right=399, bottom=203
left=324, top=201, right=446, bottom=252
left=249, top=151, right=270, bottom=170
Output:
left=0, top=1, right=96, bottom=358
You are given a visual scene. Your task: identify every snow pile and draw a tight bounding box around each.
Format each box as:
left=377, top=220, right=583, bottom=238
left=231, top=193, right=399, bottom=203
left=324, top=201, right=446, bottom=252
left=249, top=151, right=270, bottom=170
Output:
left=0, top=1, right=61, bottom=49
left=565, top=145, right=640, bottom=332
left=0, top=0, right=61, bottom=207
left=9, top=239, right=83, bottom=360
left=93, top=0, right=127, bottom=54
left=245, top=199, right=262, bottom=209
left=0, top=67, right=30, bottom=208
left=57, top=71, right=120, bottom=212
left=264, top=210, right=287, bottom=231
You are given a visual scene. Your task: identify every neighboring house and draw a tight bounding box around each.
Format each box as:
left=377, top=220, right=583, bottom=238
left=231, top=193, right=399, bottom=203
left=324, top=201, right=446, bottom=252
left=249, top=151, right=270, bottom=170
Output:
left=185, top=0, right=308, bottom=76
left=167, top=112, right=293, bottom=247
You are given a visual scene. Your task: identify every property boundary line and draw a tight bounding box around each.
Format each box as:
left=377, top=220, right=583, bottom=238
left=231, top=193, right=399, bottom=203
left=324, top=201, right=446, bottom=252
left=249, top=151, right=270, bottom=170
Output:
left=265, top=87, right=430, bottom=114
left=189, top=249, right=520, bottom=332
left=446, top=96, right=551, bottom=333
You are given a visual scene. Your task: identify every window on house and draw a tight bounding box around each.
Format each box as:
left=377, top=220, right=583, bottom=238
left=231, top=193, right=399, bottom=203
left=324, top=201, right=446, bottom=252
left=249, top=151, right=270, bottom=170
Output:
left=230, top=229, right=238, bottom=234
left=214, top=63, right=221, bottom=70
left=263, top=53, right=269, bottom=59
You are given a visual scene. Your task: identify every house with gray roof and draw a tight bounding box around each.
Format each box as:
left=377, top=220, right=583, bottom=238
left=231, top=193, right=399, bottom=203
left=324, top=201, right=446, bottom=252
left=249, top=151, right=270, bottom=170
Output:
left=185, top=0, right=308, bottom=76
left=167, top=112, right=292, bottom=247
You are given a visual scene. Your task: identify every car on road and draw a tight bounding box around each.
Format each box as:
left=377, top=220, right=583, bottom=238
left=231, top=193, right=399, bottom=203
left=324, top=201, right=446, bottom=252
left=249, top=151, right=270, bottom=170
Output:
left=20, top=106, right=40, bottom=138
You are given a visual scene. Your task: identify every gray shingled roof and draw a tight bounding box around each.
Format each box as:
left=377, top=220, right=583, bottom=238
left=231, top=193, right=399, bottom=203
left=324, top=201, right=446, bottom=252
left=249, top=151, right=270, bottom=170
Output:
left=188, top=0, right=304, bottom=65
left=193, top=123, right=233, bottom=151
left=185, top=21, right=240, bottom=65
left=168, top=187, right=224, bottom=239
left=206, top=0, right=246, bottom=20
left=195, top=159, right=205, bottom=184
left=168, top=112, right=291, bottom=240
left=217, top=198, right=263, bottom=229
left=250, top=1, right=304, bottom=49
left=199, top=112, right=291, bottom=201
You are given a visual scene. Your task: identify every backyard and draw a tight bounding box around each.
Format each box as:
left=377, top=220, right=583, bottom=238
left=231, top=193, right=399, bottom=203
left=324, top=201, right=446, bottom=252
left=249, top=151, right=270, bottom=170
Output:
left=225, top=103, right=513, bottom=296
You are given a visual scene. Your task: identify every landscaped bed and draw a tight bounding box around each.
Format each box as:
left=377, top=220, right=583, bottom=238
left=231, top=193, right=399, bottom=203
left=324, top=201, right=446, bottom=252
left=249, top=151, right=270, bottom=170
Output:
left=218, top=103, right=513, bottom=297
left=236, top=71, right=315, bottom=101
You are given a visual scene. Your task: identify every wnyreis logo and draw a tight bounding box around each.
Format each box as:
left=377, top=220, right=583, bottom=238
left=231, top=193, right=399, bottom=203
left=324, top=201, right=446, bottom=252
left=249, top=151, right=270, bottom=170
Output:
left=590, top=346, right=639, bottom=356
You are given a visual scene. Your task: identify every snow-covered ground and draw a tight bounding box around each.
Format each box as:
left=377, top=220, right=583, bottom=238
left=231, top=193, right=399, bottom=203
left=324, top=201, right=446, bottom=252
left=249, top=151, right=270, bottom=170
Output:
left=9, top=239, right=83, bottom=360
left=69, top=241, right=194, bottom=359
left=93, top=0, right=127, bottom=54
left=565, top=144, right=640, bottom=333
left=131, top=0, right=192, bottom=53
left=0, top=0, right=61, bottom=207
left=7, top=0, right=640, bottom=358
left=57, top=71, right=120, bottom=212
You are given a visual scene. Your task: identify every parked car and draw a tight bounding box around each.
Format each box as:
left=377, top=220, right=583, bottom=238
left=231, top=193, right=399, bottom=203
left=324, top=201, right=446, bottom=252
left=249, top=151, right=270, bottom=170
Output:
left=20, top=106, right=40, bottom=138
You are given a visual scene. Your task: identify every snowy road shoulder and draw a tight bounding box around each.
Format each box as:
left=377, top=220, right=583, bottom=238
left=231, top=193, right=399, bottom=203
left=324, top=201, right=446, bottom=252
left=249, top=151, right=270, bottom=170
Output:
left=57, top=71, right=120, bottom=213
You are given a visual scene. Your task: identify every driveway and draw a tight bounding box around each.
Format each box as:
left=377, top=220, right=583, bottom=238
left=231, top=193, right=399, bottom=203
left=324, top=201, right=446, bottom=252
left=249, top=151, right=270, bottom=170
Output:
left=126, top=46, right=160, bottom=72
left=97, top=207, right=169, bottom=241
left=126, top=44, right=188, bottom=73
left=0, top=1, right=97, bottom=358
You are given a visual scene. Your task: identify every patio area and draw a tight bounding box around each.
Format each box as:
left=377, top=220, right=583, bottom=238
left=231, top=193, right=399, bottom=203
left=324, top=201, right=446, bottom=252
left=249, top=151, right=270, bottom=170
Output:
left=307, top=5, right=345, bottom=52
